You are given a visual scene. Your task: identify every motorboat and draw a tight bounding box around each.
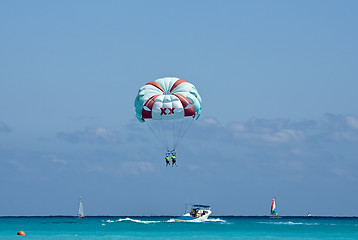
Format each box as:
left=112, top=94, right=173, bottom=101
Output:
left=175, top=204, right=212, bottom=222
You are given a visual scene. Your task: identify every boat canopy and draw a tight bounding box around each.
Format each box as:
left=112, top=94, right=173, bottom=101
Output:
left=192, top=205, right=211, bottom=209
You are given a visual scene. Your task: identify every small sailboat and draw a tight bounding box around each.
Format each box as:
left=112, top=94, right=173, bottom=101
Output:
left=78, top=197, right=85, bottom=218
left=175, top=204, right=212, bottom=222
left=270, top=197, right=280, bottom=218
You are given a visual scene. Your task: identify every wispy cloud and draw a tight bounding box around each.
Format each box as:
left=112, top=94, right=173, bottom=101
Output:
left=186, top=164, right=200, bottom=171
left=346, top=116, right=358, bottom=130
left=83, top=162, right=105, bottom=173
left=42, top=154, right=67, bottom=165
left=330, top=167, right=356, bottom=181
left=176, top=114, right=358, bottom=182
left=119, top=161, right=155, bottom=175
left=230, top=122, right=305, bottom=144
left=190, top=114, right=358, bottom=145
left=57, top=127, right=120, bottom=144
left=0, top=121, right=11, bottom=133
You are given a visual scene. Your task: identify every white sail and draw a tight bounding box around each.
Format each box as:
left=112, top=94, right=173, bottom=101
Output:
left=78, top=197, right=84, bottom=218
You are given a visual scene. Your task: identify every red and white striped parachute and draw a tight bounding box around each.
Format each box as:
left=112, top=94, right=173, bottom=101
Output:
left=134, top=77, right=202, bottom=153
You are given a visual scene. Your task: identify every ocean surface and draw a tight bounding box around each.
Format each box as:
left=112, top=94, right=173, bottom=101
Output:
left=1, top=216, right=358, bottom=239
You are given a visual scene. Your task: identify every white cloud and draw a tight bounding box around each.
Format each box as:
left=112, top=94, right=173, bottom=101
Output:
left=331, top=167, right=356, bottom=181
left=202, top=117, right=219, bottom=126
left=229, top=122, right=245, bottom=132
left=43, top=154, right=67, bottom=165
left=83, top=162, right=105, bottom=173
left=230, top=121, right=304, bottom=144
left=194, top=114, right=358, bottom=145
left=278, top=159, right=305, bottom=171
left=120, top=161, right=154, bottom=175
left=57, top=127, right=120, bottom=144
left=8, top=159, right=21, bottom=167
left=193, top=117, right=220, bottom=129
left=95, top=127, right=116, bottom=140
left=260, top=129, right=304, bottom=143
left=186, top=164, right=200, bottom=171
left=332, top=131, right=358, bottom=142
left=346, top=116, right=358, bottom=130
left=290, top=148, right=306, bottom=156
left=7, top=159, right=31, bottom=172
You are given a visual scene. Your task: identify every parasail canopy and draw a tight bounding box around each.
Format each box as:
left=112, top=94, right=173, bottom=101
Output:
left=134, top=77, right=202, bottom=153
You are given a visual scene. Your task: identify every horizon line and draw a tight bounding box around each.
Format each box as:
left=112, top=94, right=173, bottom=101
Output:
left=1, top=215, right=357, bottom=218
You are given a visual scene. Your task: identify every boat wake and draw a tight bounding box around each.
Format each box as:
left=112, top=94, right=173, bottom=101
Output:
left=103, top=217, right=226, bottom=224
left=258, top=221, right=319, bottom=226
left=115, top=218, right=160, bottom=224
left=168, top=217, right=226, bottom=223
left=205, top=218, right=226, bottom=223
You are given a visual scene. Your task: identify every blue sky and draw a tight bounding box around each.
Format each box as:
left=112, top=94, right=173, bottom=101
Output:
left=1, top=0, right=358, bottom=216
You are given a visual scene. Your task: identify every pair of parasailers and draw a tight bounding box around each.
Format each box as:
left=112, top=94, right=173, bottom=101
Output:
left=165, top=154, right=177, bottom=167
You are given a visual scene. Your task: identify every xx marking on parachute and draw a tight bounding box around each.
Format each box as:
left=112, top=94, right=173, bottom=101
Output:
left=160, top=108, right=175, bottom=115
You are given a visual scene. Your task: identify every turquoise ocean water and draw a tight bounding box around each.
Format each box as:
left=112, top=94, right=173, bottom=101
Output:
left=1, top=216, right=358, bottom=240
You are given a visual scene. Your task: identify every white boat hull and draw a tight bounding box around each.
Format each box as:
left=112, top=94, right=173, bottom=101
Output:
left=175, top=210, right=212, bottom=222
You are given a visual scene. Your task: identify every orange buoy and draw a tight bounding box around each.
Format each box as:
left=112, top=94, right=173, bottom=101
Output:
left=17, top=231, right=25, bottom=236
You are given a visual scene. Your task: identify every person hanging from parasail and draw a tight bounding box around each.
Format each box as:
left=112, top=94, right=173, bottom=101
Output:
left=165, top=154, right=170, bottom=167
left=134, top=77, right=202, bottom=167
left=171, top=153, right=177, bottom=167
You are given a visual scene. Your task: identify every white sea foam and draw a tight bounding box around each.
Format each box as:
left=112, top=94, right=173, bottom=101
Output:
left=257, top=221, right=319, bottom=226
left=104, top=217, right=226, bottom=224
left=115, top=217, right=160, bottom=224
left=167, top=218, right=226, bottom=223
left=102, top=217, right=226, bottom=226
left=174, top=218, right=204, bottom=223
left=205, top=218, right=226, bottom=223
